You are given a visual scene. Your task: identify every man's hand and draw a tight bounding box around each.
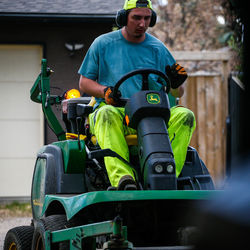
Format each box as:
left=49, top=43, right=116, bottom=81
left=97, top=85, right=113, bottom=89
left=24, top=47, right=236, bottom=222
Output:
left=104, top=86, right=121, bottom=106
left=165, top=63, right=188, bottom=89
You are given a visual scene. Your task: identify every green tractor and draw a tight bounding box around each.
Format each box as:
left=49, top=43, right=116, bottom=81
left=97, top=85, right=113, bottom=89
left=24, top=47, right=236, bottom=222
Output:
left=4, top=59, right=217, bottom=250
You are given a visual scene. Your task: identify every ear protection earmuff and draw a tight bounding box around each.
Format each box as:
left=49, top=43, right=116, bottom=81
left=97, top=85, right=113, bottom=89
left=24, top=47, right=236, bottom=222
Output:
left=116, top=8, right=157, bottom=28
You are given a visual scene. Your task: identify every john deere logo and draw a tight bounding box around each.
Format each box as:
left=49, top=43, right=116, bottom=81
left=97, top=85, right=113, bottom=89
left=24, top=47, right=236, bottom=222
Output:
left=147, top=93, right=161, bottom=104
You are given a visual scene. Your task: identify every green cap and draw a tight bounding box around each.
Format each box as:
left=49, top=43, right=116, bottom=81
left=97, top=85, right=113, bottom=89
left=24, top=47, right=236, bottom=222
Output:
left=123, top=0, right=153, bottom=10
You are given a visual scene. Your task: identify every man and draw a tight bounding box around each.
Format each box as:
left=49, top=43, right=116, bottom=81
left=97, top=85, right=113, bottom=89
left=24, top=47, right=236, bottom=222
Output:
left=78, top=0, right=195, bottom=190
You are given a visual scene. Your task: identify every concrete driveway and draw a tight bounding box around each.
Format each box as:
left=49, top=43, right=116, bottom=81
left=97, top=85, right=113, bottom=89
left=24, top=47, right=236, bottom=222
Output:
left=0, top=217, right=32, bottom=249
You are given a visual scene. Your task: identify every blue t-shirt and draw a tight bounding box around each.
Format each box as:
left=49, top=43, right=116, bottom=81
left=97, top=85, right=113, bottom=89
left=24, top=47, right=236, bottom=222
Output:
left=78, top=29, right=176, bottom=106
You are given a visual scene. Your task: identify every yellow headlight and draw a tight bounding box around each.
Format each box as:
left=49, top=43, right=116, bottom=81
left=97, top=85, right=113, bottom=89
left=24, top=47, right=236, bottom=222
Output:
left=64, top=89, right=81, bottom=99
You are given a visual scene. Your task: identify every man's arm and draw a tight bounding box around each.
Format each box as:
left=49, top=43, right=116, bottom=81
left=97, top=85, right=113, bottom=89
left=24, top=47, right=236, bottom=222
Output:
left=79, top=75, right=106, bottom=98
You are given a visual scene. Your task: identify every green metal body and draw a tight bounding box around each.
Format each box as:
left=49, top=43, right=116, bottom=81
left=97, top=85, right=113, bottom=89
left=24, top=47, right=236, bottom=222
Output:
left=40, top=190, right=221, bottom=248
left=52, top=140, right=86, bottom=173
left=41, top=190, right=219, bottom=221
left=31, top=146, right=48, bottom=219
left=31, top=140, right=86, bottom=220
left=30, top=59, right=66, bottom=141
left=45, top=219, right=131, bottom=250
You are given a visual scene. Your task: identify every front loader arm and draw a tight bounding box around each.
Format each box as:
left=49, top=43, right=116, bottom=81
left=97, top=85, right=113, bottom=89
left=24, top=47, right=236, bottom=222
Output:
left=30, top=59, right=66, bottom=141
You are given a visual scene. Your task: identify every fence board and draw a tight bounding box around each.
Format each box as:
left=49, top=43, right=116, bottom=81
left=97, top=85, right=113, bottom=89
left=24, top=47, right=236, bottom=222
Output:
left=196, top=76, right=207, bottom=164
left=206, top=76, right=216, bottom=179
left=214, top=76, right=224, bottom=180
left=186, top=77, right=198, bottom=147
left=172, top=51, right=231, bottom=61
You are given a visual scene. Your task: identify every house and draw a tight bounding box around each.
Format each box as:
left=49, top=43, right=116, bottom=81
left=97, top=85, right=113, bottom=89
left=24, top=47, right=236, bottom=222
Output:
left=0, top=0, right=124, bottom=202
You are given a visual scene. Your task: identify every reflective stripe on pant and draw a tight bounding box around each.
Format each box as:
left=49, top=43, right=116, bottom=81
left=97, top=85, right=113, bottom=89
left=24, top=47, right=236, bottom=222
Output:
left=89, top=103, right=195, bottom=187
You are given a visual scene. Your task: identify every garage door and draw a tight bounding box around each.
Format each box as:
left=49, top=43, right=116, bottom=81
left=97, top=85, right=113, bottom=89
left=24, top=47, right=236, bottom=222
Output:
left=0, top=45, right=43, bottom=199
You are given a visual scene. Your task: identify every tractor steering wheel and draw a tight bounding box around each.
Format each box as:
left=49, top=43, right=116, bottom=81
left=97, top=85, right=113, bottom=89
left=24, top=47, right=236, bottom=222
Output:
left=113, top=69, right=171, bottom=104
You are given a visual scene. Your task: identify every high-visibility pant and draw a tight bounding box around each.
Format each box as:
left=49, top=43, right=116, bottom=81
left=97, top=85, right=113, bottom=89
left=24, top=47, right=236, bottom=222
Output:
left=89, top=103, right=196, bottom=187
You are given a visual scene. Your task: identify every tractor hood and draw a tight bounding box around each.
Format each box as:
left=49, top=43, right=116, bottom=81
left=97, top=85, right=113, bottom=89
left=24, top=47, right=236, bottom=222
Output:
left=42, top=190, right=221, bottom=220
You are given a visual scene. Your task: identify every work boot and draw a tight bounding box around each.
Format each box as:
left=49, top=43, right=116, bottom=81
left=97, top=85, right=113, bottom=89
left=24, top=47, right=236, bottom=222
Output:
left=107, top=186, right=117, bottom=191
left=118, top=175, right=137, bottom=190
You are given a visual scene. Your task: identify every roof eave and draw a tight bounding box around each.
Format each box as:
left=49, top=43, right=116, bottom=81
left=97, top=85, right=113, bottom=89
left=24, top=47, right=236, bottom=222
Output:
left=0, top=13, right=116, bottom=23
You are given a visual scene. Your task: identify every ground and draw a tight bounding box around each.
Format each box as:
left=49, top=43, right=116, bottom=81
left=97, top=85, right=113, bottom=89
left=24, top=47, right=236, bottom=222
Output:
left=0, top=202, right=32, bottom=248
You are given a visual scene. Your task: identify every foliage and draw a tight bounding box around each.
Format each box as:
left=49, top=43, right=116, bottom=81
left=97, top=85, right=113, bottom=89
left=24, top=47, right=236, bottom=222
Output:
left=150, top=0, right=242, bottom=73
left=0, top=202, right=32, bottom=218
left=220, top=0, right=244, bottom=74
left=151, top=0, right=228, bottom=51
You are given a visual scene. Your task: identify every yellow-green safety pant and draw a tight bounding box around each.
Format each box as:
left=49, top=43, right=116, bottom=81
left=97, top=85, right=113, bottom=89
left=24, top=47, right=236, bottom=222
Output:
left=89, top=103, right=196, bottom=187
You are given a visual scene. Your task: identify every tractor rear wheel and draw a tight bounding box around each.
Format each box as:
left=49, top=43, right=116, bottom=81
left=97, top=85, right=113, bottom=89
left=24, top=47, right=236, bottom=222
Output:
left=31, top=214, right=67, bottom=250
left=4, top=226, right=34, bottom=250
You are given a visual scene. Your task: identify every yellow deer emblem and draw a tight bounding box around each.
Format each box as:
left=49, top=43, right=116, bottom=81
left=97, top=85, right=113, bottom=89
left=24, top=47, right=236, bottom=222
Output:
left=147, top=93, right=161, bottom=104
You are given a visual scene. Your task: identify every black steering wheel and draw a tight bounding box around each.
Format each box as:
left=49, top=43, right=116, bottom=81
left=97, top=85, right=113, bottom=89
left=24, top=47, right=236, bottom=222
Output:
left=113, top=69, right=171, bottom=103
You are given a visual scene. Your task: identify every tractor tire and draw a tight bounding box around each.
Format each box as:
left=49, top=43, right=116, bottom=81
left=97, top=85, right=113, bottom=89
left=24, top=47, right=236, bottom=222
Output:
left=31, top=214, right=67, bottom=250
left=3, top=225, right=34, bottom=250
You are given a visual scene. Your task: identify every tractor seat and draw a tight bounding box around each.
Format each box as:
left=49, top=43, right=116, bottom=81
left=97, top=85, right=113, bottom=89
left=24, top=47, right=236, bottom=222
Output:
left=66, top=133, right=138, bottom=146
left=92, top=134, right=138, bottom=146
left=64, top=96, right=138, bottom=146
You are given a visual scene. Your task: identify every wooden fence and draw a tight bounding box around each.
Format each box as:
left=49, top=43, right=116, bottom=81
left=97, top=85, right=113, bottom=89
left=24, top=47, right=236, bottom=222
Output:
left=172, top=51, right=231, bottom=184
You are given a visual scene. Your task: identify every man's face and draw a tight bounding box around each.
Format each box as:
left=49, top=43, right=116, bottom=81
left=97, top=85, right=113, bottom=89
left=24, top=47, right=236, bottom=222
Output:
left=126, top=8, right=152, bottom=38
